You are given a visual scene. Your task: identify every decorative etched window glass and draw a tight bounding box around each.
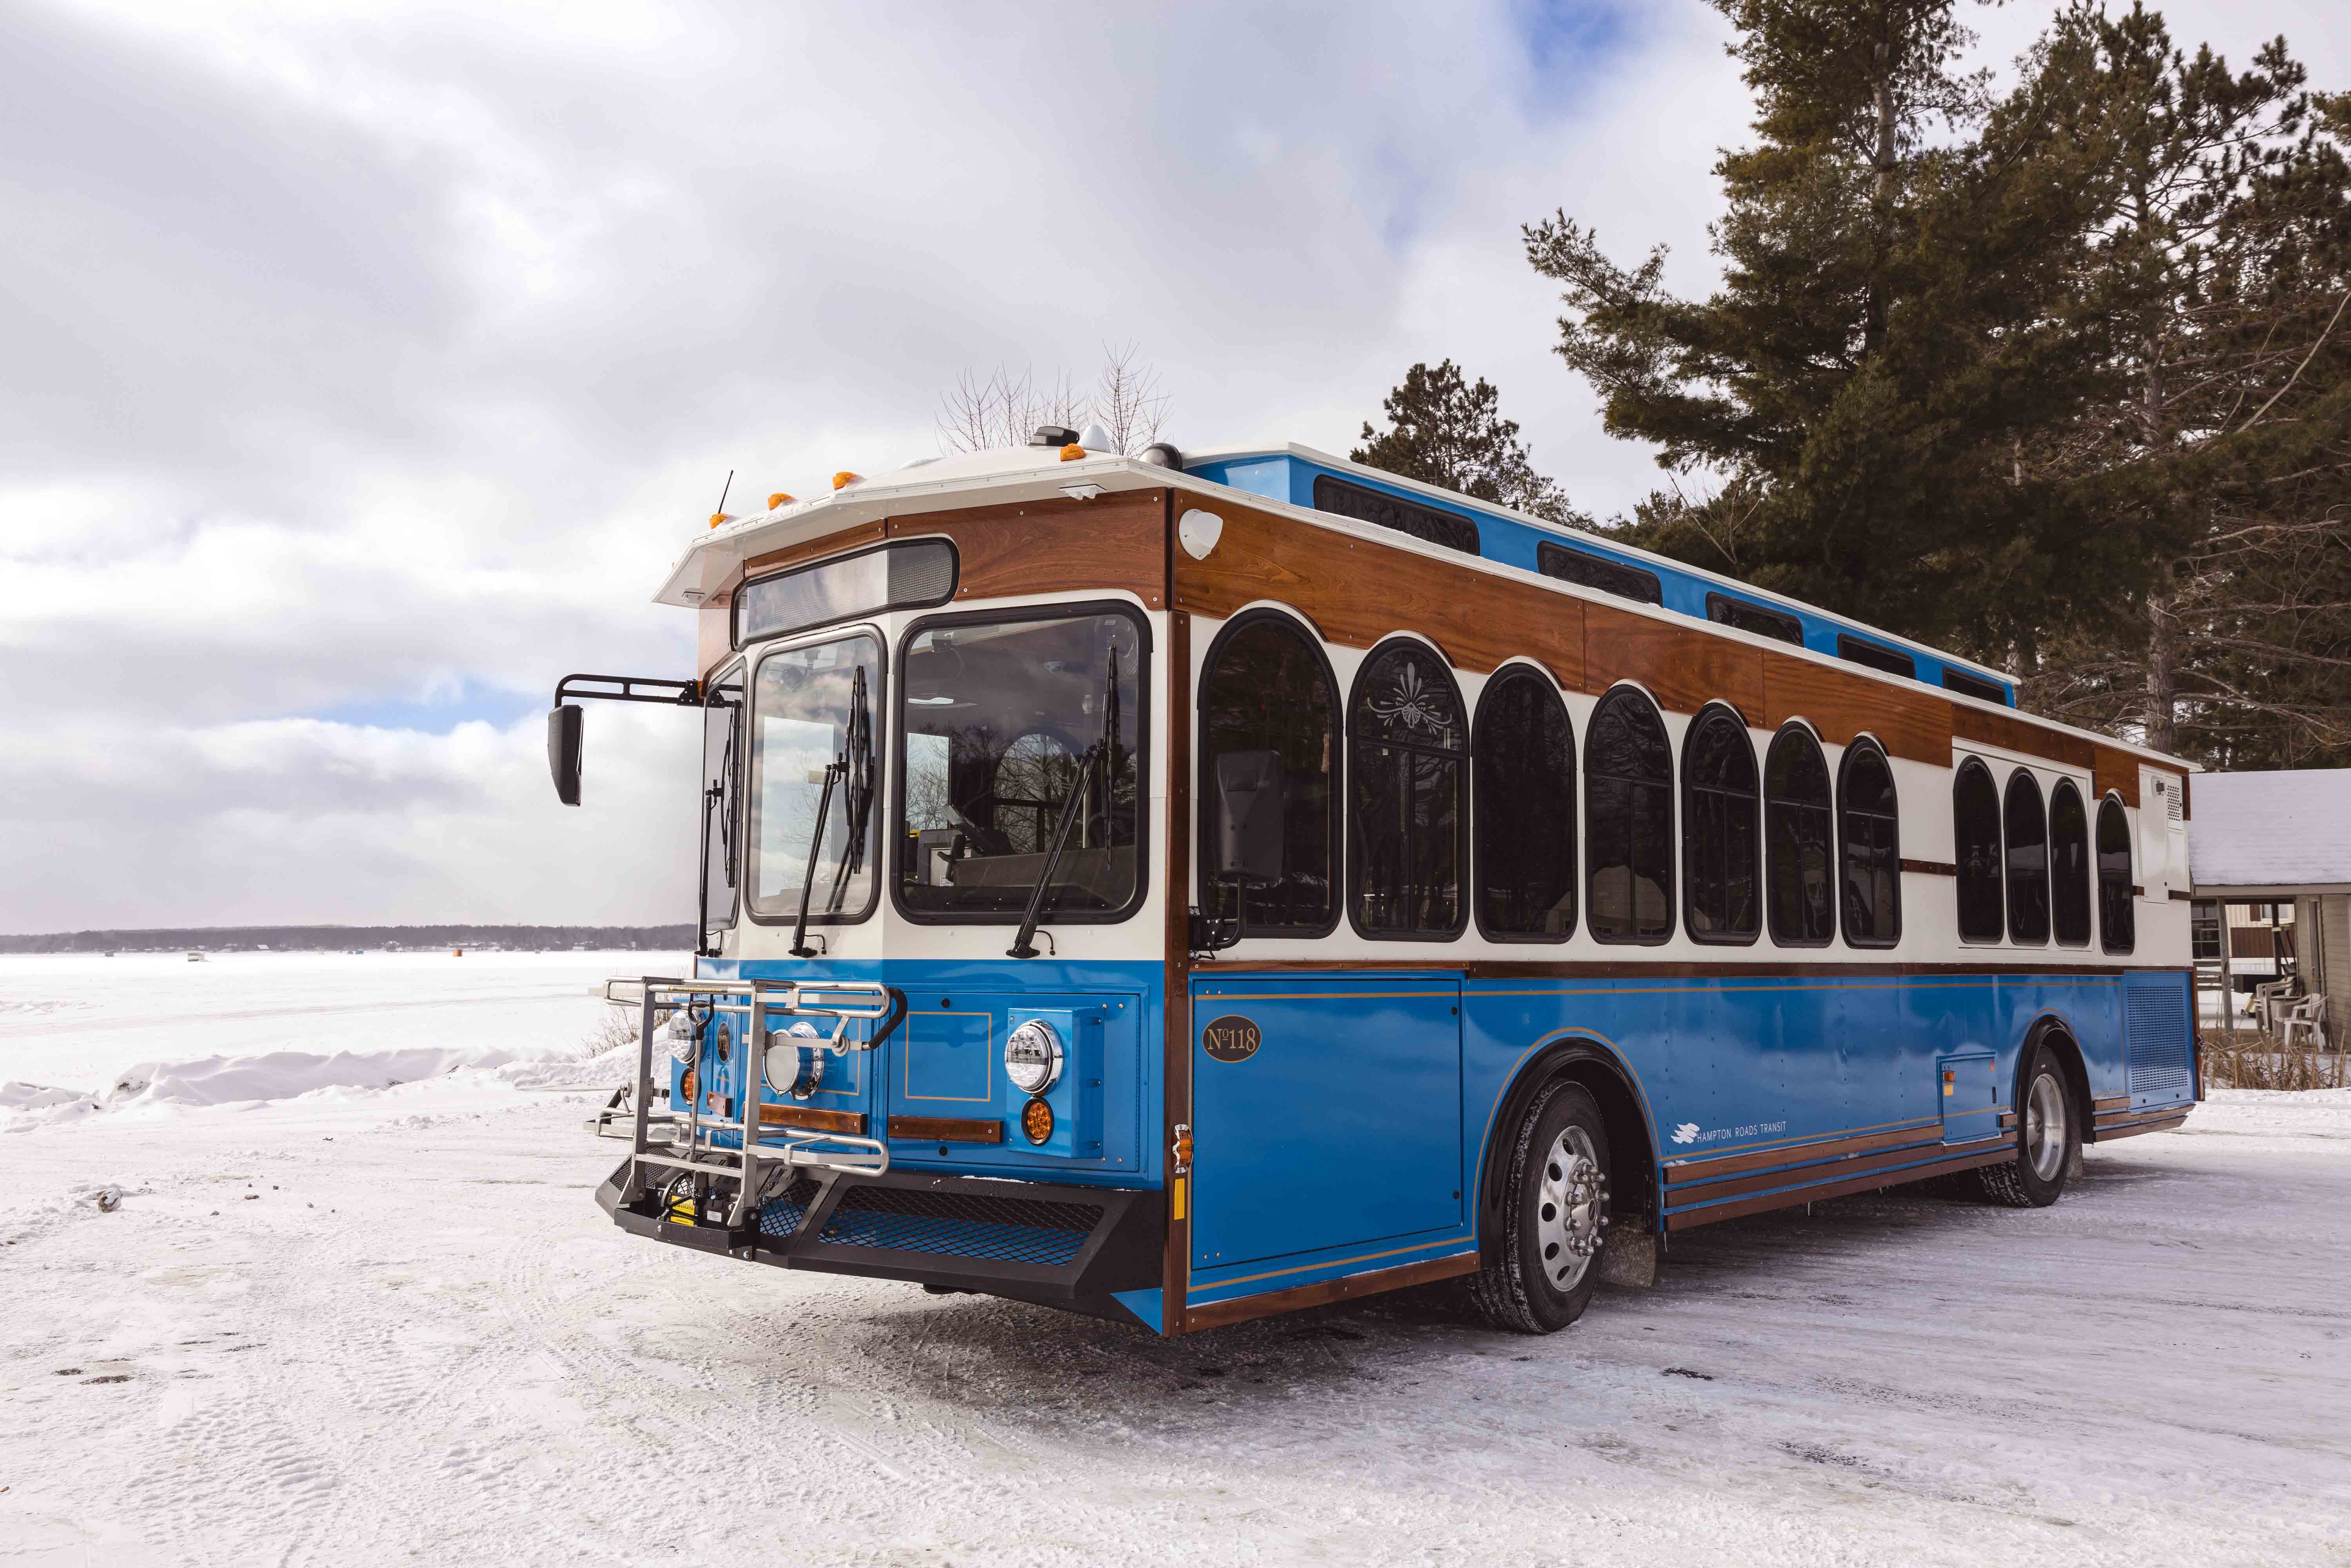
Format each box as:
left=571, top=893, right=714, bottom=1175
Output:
left=1585, top=687, right=1674, bottom=942
left=1765, top=725, right=1835, bottom=946
left=2098, top=797, right=2135, bottom=953
left=1680, top=704, right=1759, bottom=944
left=1348, top=641, right=1466, bottom=937
left=1473, top=669, right=1577, bottom=940
left=1199, top=614, right=1338, bottom=936
left=1837, top=740, right=1900, bottom=947
left=2050, top=781, right=2091, bottom=947
left=2004, top=770, right=2050, bottom=944
left=1954, top=760, right=2005, bottom=942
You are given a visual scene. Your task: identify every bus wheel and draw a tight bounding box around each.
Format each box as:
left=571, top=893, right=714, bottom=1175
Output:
left=1978, top=1045, right=2077, bottom=1209
left=1469, top=1080, right=1610, bottom=1334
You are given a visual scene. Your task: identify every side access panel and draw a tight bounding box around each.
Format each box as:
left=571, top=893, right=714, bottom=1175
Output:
left=1188, top=975, right=1462, bottom=1271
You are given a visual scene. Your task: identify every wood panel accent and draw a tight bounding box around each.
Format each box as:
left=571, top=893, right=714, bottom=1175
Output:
left=886, top=1116, right=1005, bottom=1144
left=1761, top=650, right=1951, bottom=764
left=2092, top=1094, right=2130, bottom=1112
left=1666, top=1140, right=2012, bottom=1230
left=893, top=491, right=1166, bottom=609
left=1952, top=704, right=2097, bottom=769
left=1172, top=497, right=1585, bottom=688
left=1585, top=601, right=1763, bottom=715
left=1667, top=1134, right=1992, bottom=1209
left=1901, top=858, right=1958, bottom=877
left=1180, top=1252, right=1480, bottom=1333
left=2093, top=1113, right=2188, bottom=1141
left=2182, top=770, right=2192, bottom=819
left=758, top=1103, right=867, bottom=1136
left=1662, top=1122, right=1943, bottom=1185
left=1998, top=1111, right=2017, bottom=1130
left=2093, top=746, right=2142, bottom=808
left=741, top=518, right=889, bottom=581
left=1162, top=590, right=1194, bottom=1338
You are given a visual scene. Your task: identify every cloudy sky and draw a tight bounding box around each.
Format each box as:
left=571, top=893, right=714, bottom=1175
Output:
left=2, top=0, right=2338, bottom=933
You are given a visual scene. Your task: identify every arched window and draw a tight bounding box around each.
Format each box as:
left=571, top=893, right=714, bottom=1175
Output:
left=2004, top=769, right=2050, bottom=944
left=2098, top=796, right=2136, bottom=953
left=1472, top=668, right=1577, bottom=941
left=1764, top=725, right=1834, bottom=946
left=1585, top=686, right=1674, bottom=943
left=2050, top=781, right=2091, bottom=947
left=1954, top=759, right=2004, bottom=942
left=1348, top=639, right=1467, bottom=938
left=1681, top=704, right=1758, bottom=944
left=1199, top=612, right=1339, bottom=936
left=1837, top=739, right=1901, bottom=947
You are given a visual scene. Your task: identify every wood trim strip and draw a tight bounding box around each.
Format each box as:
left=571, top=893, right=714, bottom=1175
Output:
left=1666, top=1143, right=2014, bottom=1231
left=1663, top=1122, right=1943, bottom=1185
left=1162, top=592, right=1194, bottom=1337
left=758, top=1103, right=868, bottom=1136
left=1901, top=858, right=1959, bottom=877
left=2092, top=1094, right=2130, bottom=1111
left=1665, top=1134, right=2004, bottom=1209
left=1179, top=1252, right=1480, bottom=1333
left=886, top=1116, right=1005, bottom=1144
left=1998, top=1111, right=2017, bottom=1130
left=1953, top=704, right=2096, bottom=769
left=739, top=518, right=889, bottom=581
left=2095, top=1106, right=2190, bottom=1130
left=2168, top=890, right=2196, bottom=902
left=892, top=490, right=1167, bottom=610
left=2094, top=1114, right=2187, bottom=1141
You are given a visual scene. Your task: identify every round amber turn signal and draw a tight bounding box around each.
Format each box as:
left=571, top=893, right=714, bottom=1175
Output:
left=1020, top=1096, right=1055, bottom=1145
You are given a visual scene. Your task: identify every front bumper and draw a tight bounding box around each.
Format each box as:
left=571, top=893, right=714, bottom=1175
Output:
left=596, top=1160, right=1166, bottom=1328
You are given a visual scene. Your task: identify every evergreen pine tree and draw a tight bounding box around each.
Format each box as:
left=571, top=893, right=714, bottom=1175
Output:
left=1352, top=361, right=1587, bottom=525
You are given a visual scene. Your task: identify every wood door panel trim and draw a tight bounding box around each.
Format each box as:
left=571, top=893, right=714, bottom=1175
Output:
left=758, top=1103, right=868, bottom=1135
left=1663, top=1122, right=1945, bottom=1185
left=1665, top=1141, right=2012, bottom=1230
left=886, top=1116, right=1006, bottom=1144
left=1179, top=1252, right=1480, bottom=1333
left=1665, top=1134, right=1999, bottom=1208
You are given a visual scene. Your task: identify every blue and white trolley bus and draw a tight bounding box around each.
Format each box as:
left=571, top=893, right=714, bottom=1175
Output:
left=554, top=426, right=2200, bottom=1336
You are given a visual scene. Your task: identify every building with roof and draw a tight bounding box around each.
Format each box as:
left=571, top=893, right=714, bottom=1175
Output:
left=2189, top=768, right=2351, bottom=1045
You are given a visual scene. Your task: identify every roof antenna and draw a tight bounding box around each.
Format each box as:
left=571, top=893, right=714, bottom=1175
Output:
left=708, top=468, right=735, bottom=530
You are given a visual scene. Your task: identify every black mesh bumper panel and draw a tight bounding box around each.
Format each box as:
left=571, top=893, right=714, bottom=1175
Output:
left=817, top=1186, right=1103, bottom=1267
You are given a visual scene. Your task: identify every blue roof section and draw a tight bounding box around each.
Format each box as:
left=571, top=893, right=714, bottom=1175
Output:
left=1184, top=448, right=2017, bottom=708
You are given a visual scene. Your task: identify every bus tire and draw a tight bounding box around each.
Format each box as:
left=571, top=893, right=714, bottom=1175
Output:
left=1977, top=1043, right=2077, bottom=1209
left=1468, top=1080, right=1610, bottom=1334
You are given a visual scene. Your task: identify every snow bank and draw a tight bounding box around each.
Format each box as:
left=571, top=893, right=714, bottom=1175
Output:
left=105, top=1045, right=529, bottom=1109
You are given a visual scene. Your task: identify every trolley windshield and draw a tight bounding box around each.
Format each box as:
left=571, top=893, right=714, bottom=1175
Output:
left=896, top=608, right=1144, bottom=918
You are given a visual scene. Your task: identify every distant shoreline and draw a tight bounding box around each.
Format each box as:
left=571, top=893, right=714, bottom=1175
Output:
left=0, top=924, right=695, bottom=955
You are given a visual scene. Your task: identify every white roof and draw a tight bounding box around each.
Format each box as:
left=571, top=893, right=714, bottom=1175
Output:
left=2189, top=769, right=2351, bottom=893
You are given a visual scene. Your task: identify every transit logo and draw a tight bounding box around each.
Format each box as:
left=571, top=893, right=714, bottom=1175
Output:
left=1671, top=1122, right=1701, bottom=1145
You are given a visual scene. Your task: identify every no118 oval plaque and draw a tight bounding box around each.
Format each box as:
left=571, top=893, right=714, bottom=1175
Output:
left=1201, top=1014, right=1261, bottom=1063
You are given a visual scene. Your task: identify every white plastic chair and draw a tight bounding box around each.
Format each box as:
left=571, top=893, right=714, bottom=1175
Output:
left=2251, top=977, right=2303, bottom=1036
left=2278, top=993, right=2329, bottom=1051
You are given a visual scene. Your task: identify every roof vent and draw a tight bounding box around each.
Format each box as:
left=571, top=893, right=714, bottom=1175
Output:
left=1030, top=425, right=1078, bottom=448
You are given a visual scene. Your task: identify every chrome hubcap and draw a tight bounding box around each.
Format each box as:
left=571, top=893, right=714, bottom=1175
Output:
left=1535, top=1126, right=1608, bottom=1292
left=2025, top=1070, right=2067, bottom=1181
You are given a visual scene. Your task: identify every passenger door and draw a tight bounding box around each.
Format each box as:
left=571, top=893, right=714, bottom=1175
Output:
left=1188, top=975, right=1463, bottom=1270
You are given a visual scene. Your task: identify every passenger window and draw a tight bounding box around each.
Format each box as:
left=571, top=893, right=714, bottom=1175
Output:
left=1537, top=541, right=1664, bottom=605
left=1348, top=640, right=1467, bottom=938
left=1836, top=740, right=1900, bottom=947
left=2004, top=770, right=2050, bottom=944
left=1680, top=704, right=1759, bottom=944
left=1199, top=613, right=1338, bottom=936
left=1313, top=475, right=1480, bottom=555
left=2098, top=797, right=2136, bottom=953
left=1942, top=667, right=2008, bottom=704
left=1764, top=725, right=1835, bottom=946
left=2050, top=782, right=2091, bottom=947
left=1953, top=759, right=2005, bottom=942
left=1472, top=668, right=1577, bottom=940
left=1704, top=593, right=1803, bottom=646
left=1586, top=687, right=1674, bottom=942
left=1837, top=635, right=1916, bottom=680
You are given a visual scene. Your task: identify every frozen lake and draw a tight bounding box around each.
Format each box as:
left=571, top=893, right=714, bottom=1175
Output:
left=3, top=955, right=2347, bottom=1564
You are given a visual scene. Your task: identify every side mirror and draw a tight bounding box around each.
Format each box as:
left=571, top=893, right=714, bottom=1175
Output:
left=548, top=704, right=584, bottom=806
left=1213, top=749, right=1285, bottom=886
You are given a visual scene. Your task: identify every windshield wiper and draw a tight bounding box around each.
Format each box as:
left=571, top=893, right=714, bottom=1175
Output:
left=823, top=665, right=872, bottom=915
left=789, top=758, right=844, bottom=959
left=1007, top=743, right=1100, bottom=959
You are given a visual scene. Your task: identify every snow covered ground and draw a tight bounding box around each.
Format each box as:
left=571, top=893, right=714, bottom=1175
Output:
left=4, top=954, right=2348, bottom=1566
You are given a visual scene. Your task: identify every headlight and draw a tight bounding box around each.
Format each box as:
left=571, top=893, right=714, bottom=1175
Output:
left=1004, top=1020, right=1063, bottom=1096
left=764, top=1023, right=822, bottom=1099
